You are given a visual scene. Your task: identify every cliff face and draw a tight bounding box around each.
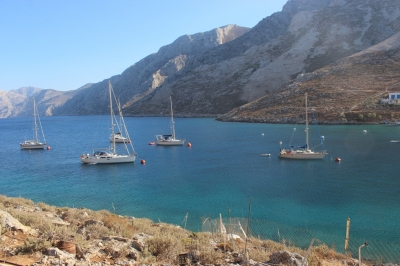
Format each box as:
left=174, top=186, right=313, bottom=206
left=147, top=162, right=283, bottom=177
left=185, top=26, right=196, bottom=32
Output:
left=2, top=0, right=400, bottom=122
left=51, top=24, right=251, bottom=116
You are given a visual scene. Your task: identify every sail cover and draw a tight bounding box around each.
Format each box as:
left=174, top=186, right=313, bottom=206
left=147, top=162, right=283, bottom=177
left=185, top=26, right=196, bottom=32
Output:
left=291, top=144, right=307, bottom=149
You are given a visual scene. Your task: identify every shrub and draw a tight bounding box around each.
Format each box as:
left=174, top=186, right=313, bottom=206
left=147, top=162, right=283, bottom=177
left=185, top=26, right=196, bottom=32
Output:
left=37, top=202, right=56, bottom=213
left=103, top=215, right=135, bottom=238
left=311, top=244, right=346, bottom=260
left=16, top=237, right=50, bottom=254
left=83, top=223, right=111, bottom=239
left=147, top=235, right=184, bottom=261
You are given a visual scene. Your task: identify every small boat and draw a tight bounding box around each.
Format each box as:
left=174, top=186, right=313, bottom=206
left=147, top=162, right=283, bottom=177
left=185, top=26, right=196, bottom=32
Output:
left=111, top=132, right=130, bottom=143
left=335, top=157, right=341, bottom=162
left=148, top=142, right=155, bottom=145
left=110, top=99, right=130, bottom=143
left=261, top=153, right=271, bottom=157
left=278, top=93, right=327, bottom=159
left=390, top=140, right=400, bottom=143
left=81, top=81, right=137, bottom=164
left=20, top=98, right=47, bottom=150
left=155, top=96, right=185, bottom=146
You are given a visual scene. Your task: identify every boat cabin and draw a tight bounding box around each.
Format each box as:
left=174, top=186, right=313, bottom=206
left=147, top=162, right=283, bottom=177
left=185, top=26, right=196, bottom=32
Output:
left=161, top=135, right=172, bottom=140
left=93, top=150, right=112, bottom=158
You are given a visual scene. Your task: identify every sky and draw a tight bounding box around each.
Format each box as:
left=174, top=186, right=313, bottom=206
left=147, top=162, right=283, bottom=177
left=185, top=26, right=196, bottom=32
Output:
left=0, top=0, right=288, bottom=92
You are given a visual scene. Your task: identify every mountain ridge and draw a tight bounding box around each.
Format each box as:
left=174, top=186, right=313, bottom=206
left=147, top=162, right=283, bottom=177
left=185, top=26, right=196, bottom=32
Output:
left=2, top=0, right=400, bottom=123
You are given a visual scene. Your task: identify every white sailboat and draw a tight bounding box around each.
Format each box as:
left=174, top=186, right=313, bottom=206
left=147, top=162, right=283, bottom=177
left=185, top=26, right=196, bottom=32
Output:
left=110, top=99, right=130, bottom=143
left=278, top=93, right=327, bottom=159
left=80, top=81, right=137, bottom=164
left=111, top=132, right=130, bottom=143
left=155, top=96, right=185, bottom=146
left=20, top=98, right=47, bottom=150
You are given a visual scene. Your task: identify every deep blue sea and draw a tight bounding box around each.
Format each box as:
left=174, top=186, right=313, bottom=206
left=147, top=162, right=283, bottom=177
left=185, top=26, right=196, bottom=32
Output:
left=1, top=116, right=400, bottom=255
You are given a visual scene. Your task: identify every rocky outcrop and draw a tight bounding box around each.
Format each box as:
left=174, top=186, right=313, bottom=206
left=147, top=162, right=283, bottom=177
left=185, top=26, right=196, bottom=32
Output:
left=267, top=250, right=306, bottom=266
left=0, top=210, right=38, bottom=236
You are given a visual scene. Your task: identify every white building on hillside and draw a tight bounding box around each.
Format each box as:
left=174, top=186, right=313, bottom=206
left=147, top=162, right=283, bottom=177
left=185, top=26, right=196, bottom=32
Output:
left=381, top=92, right=400, bottom=104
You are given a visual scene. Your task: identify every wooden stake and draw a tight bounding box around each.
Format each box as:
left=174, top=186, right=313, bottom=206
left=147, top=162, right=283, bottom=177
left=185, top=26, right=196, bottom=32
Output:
left=303, top=238, right=315, bottom=266
left=244, top=197, right=252, bottom=263
left=345, top=218, right=350, bottom=251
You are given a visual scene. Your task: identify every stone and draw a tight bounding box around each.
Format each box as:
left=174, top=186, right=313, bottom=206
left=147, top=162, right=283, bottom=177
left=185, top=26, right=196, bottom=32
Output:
left=0, top=210, right=38, bottom=236
left=267, top=250, right=305, bottom=266
left=131, top=239, right=145, bottom=252
left=84, top=219, right=104, bottom=227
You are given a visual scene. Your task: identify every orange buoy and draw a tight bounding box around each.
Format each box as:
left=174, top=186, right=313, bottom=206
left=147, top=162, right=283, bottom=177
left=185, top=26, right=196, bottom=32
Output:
left=335, top=157, right=341, bottom=162
left=187, top=142, right=192, bottom=147
left=140, top=159, right=146, bottom=164
left=47, top=146, right=51, bottom=150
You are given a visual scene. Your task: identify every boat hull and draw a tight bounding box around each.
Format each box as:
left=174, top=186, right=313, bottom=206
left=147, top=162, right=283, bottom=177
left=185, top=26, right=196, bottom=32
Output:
left=110, top=138, right=130, bottom=143
left=20, top=141, right=46, bottom=149
left=81, top=154, right=136, bottom=164
left=156, top=139, right=185, bottom=146
left=278, top=150, right=327, bottom=159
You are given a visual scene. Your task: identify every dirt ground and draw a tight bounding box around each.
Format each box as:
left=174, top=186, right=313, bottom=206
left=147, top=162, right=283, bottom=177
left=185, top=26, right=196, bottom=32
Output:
left=0, top=230, right=38, bottom=266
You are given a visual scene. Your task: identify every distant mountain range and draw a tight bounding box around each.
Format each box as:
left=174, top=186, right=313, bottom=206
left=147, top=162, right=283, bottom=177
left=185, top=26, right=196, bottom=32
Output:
left=1, top=0, right=400, bottom=124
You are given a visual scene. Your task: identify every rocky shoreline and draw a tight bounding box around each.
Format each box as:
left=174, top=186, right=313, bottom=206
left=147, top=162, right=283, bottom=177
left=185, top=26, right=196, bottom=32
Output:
left=215, top=116, right=385, bottom=125
left=126, top=113, right=396, bottom=125
left=0, top=195, right=397, bottom=266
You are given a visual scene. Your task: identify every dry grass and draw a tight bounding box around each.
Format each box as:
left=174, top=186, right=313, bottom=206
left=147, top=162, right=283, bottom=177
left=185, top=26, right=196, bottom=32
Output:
left=0, top=195, right=352, bottom=265
left=103, top=214, right=135, bottom=238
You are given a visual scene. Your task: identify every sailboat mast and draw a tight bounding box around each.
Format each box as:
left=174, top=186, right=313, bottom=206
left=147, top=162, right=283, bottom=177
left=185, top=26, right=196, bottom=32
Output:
left=170, top=96, right=175, bottom=138
left=305, top=93, right=309, bottom=151
left=33, top=98, right=39, bottom=143
left=109, top=81, right=116, bottom=154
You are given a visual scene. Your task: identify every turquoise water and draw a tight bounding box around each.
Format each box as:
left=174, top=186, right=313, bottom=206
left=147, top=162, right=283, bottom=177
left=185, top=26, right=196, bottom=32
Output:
left=1, top=116, right=400, bottom=249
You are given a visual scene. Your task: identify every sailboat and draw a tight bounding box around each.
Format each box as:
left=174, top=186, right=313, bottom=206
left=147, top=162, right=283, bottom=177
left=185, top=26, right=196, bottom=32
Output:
left=278, top=93, right=327, bottom=159
left=20, top=98, right=47, bottom=150
left=110, top=132, right=130, bottom=143
left=155, top=96, right=185, bottom=146
left=80, top=81, right=137, bottom=164
left=110, top=99, right=130, bottom=143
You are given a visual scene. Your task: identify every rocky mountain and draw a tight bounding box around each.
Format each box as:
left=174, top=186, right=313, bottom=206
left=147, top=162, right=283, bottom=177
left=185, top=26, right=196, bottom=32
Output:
left=51, top=24, right=251, bottom=117
left=2, top=0, right=400, bottom=122
left=0, top=86, right=82, bottom=118
left=123, top=0, right=400, bottom=118
left=216, top=0, right=400, bottom=123
left=218, top=31, right=400, bottom=124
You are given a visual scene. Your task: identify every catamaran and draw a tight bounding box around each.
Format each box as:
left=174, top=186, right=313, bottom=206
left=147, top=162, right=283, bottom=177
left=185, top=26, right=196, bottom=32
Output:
left=155, top=96, right=185, bottom=146
left=20, top=98, right=47, bottom=150
left=278, top=93, right=327, bottom=159
left=80, top=81, right=137, bottom=164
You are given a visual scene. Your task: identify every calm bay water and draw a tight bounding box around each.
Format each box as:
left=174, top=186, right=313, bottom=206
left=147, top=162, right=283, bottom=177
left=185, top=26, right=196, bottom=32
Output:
left=1, top=116, right=400, bottom=247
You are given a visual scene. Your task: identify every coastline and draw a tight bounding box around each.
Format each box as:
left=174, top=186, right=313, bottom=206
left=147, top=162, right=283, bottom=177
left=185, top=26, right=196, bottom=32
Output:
left=5, top=112, right=398, bottom=125
left=124, top=113, right=397, bottom=125
left=0, top=194, right=360, bottom=266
